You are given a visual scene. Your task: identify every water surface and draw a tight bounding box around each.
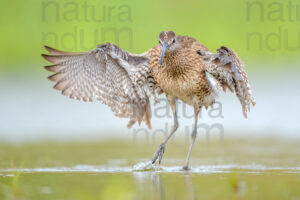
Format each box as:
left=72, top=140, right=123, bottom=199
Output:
left=1, top=139, right=300, bottom=199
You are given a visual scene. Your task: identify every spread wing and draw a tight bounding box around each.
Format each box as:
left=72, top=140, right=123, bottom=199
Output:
left=200, top=46, right=256, bottom=118
left=42, top=43, right=157, bottom=129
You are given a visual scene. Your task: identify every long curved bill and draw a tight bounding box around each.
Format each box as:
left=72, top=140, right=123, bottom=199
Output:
left=160, top=43, right=170, bottom=65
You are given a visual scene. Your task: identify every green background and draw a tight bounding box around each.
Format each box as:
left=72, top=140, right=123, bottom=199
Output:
left=1, top=0, right=299, bottom=73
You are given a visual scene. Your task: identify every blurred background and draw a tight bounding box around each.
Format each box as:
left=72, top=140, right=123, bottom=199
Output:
left=0, top=0, right=299, bottom=142
left=1, top=1, right=300, bottom=200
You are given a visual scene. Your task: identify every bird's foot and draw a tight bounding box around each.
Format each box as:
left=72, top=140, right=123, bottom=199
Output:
left=182, top=165, right=190, bottom=171
left=151, top=143, right=165, bottom=164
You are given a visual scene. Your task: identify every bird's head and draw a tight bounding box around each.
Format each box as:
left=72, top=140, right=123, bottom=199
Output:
left=158, top=31, right=177, bottom=65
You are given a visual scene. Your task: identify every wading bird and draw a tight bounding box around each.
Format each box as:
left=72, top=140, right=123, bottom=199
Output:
left=42, top=31, right=255, bottom=170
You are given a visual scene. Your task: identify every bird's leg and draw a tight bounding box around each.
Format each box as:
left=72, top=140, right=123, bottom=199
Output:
left=152, top=98, right=178, bottom=164
left=183, top=106, right=200, bottom=170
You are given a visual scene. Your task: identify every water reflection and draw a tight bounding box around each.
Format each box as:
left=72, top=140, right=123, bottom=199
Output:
left=184, top=172, right=196, bottom=200
left=132, top=172, right=165, bottom=200
left=1, top=165, right=300, bottom=200
left=151, top=173, right=165, bottom=200
left=132, top=172, right=197, bottom=200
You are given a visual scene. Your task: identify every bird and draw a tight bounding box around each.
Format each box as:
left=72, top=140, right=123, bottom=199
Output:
left=42, top=30, right=256, bottom=170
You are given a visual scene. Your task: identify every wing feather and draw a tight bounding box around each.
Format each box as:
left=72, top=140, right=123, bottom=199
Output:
left=42, top=43, right=156, bottom=128
left=201, top=46, right=256, bottom=118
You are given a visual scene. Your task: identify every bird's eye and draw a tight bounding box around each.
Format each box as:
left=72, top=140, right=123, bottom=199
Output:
left=159, top=40, right=161, bottom=44
left=172, top=39, right=176, bottom=43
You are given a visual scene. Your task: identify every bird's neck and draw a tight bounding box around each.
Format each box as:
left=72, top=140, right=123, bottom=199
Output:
left=164, top=50, right=182, bottom=65
left=163, top=50, right=187, bottom=77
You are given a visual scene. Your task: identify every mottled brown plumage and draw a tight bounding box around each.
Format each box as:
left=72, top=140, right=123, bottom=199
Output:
left=42, top=31, right=255, bottom=169
left=149, top=35, right=213, bottom=108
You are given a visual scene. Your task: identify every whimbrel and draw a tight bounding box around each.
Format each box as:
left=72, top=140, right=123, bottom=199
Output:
left=42, top=31, right=255, bottom=170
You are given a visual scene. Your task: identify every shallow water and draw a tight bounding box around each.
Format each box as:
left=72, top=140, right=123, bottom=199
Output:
left=1, top=163, right=300, bottom=174
left=1, top=166, right=300, bottom=200
left=1, top=139, right=300, bottom=199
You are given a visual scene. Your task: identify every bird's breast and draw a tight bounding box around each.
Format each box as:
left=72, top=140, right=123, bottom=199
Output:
left=147, top=39, right=215, bottom=106
left=151, top=62, right=205, bottom=105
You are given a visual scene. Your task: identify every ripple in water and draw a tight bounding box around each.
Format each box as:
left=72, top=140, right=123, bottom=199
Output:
left=133, top=161, right=158, bottom=171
